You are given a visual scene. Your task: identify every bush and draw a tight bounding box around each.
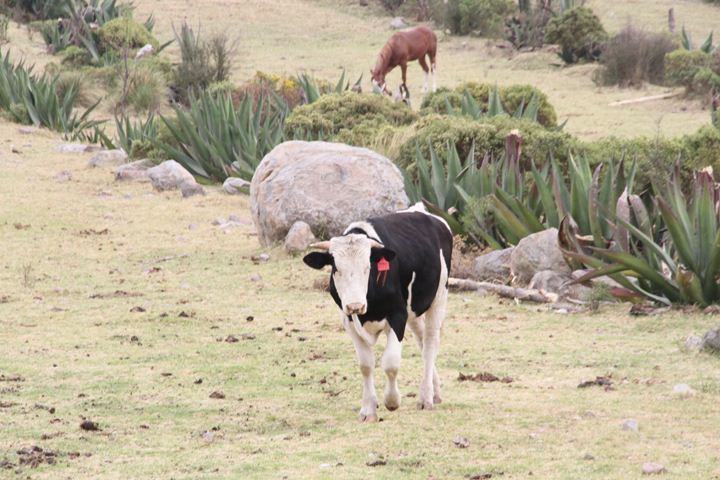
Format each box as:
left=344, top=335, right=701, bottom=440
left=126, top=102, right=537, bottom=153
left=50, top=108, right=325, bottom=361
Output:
left=664, top=49, right=712, bottom=91
left=170, top=21, right=235, bottom=105
left=97, top=16, right=158, bottom=53
left=55, top=69, right=96, bottom=107
left=0, top=13, right=9, bottom=43
left=61, top=45, right=91, bottom=67
left=544, top=6, right=607, bottom=63
left=421, top=81, right=558, bottom=127
left=285, top=92, right=418, bottom=141
left=433, top=0, right=516, bottom=37
left=233, top=72, right=304, bottom=110
left=396, top=114, right=576, bottom=168
left=111, top=58, right=169, bottom=114
left=597, top=26, right=676, bottom=87
left=505, top=3, right=553, bottom=50
left=683, top=125, right=720, bottom=173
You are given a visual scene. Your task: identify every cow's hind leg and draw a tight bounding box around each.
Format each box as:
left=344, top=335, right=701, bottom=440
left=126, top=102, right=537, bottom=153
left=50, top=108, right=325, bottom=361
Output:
left=343, top=315, right=378, bottom=422
left=417, top=252, right=449, bottom=410
left=382, top=328, right=402, bottom=411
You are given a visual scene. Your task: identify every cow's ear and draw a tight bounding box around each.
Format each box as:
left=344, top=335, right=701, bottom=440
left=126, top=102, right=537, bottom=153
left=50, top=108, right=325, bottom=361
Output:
left=303, top=252, right=333, bottom=270
left=371, top=247, right=396, bottom=263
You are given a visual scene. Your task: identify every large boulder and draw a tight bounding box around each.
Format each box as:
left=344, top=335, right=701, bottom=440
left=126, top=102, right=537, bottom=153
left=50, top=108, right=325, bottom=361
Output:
left=250, top=141, right=409, bottom=246
left=471, top=247, right=513, bottom=282
left=114, top=159, right=152, bottom=181
left=510, top=228, right=570, bottom=285
left=88, top=149, right=128, bottom=167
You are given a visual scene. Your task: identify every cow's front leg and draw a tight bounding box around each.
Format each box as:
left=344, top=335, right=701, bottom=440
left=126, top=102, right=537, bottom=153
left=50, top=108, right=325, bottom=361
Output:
left=382, top=328, right=402, bottom=411
left=343, top=315, right=377, bottom=422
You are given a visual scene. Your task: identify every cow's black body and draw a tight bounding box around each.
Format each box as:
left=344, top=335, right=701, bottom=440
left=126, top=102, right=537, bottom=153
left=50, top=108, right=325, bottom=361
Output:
left=328, top=211, right=452, bottom=341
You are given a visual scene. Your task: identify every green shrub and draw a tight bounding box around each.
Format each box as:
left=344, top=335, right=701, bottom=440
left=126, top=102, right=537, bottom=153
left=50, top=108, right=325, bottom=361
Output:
left=0, top=14, right=9, bottom=43
left=285, top=92, right=418, bottom=141
left=170, top=21, right=235, bottom=105
left=544, top=6, right=607, bottom=63
left=396, top=114, right=575, bottom=168
left=664, top=49, right=712, bottom=90
left=683, top=125, right=720, bottom=173
left=97, top=16, right=159, bottom=53
left=111, top=59, right=168, bottom=114
left=435, top=0, right=516, bottom=37
left=692, top=67, right=720, bottom=93
left=61, top=45, right=92, bottom=67
left=421, top=82, right=558, bottom=127
left=597, top=26, right=676, bottom=87
left=55, top=69, right=96, bottom=107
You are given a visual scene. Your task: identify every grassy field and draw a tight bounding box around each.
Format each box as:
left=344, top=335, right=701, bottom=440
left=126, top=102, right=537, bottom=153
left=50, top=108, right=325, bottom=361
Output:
left=2, top=1, right=720, bottom=478
left=1, top=123, right=720, bottom=479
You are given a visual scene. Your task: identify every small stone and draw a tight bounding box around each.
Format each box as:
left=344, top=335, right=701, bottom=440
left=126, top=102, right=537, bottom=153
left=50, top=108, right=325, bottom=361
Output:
left=209, top=391, right=226, bottom=399
left=212, top=217, right=226, bottom=226
left=684, top=334, right=703, bottom=351
left=223, top=177, right=250, bottom=195
left=672, top=384, right=695, bottom=397
left=702, top=326, right=720, bottom=352
left=622, top=419, right=639, bottom=432
left=201, top=430, right=214, bottom=443
left=452, top=436, right=470, bottom=448
left=188, top=223, right=197, bottom=231
left=57, top=143, right=98, bottom=154
left=642, top=462, right=666, bottom=475
left=250, top=274, right=262, bottom=282
left=147, top=160, right=196, bottom=191
left=135, top=43, right=154, bottom=59
left=18, top=127, right=35, bottom=134
left=251, top=253, right=270, bottom=264
left=11, top=145, right=21, bottom=154
left=366, top=453, right=386, bottom=467
left=80, top=420, right=100, bottom=431
left=582, top=453, right=595, bottom=461
left=284, top=221, right=317, bottom=255
left=390, top=17, right=408, bottom=29
left=181, top=182, right=205, bottom=198
left=114, top=159, right=152, bottom=181
left=88, top=149, right=128, bottom=167
left=54, top=170, right=72, bottom=182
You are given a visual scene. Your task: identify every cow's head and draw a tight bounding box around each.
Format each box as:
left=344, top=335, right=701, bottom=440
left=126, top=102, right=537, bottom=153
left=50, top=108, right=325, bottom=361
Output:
left=303, top=234, right=396, bottom=316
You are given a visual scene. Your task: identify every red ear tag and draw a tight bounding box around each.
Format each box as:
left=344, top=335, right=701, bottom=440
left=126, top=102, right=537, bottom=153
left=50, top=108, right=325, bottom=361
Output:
left=376, top=257, right=390, bottom=287
left=377, top=257, right=390, bottom=273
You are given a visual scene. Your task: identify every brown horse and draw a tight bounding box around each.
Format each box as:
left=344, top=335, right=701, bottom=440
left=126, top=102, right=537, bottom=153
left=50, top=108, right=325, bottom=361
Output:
left=371, top=26, right=437, bottom=96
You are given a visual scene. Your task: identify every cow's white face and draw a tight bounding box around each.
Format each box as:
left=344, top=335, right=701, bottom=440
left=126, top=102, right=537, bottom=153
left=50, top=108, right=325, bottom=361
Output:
left=329, top=235, right=373, bottom=315
left=303, top=234, right=396, bottom=316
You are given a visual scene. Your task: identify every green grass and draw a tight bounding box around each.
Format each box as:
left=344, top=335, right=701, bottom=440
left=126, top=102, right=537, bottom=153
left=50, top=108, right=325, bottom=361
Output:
left=1, top=121, right=720, bottom=479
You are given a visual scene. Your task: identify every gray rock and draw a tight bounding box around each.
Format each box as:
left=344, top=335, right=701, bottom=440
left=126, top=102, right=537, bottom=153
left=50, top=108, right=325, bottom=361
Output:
left=684, top=334, right=703, bottom=351
left=702, top=326, right=720, bottom=352
left=54, top=170, right=72, bottom=182
left=88, top=149, right=128, bottom=167
left=672, top=383, right=695, bottom=397
left=147, top=160, right=197, bottom=191
left=510, top=228, right=570, bottom=285
left=622, top=419, right=639, bottom=432
left=212, top=217, right=227, bottom=226
left=642, top=462, right=666, bottom=475
left=529, top=270, right=591, bottom=300
left=572, top=269, right=624, bottom=289
left=223, top=177, right=251, bottom=195
left=390, top=17, right=408, bottom=29
left=114, top=159, right=152, bottom=181
left=582, top=453, right=595, bottom=461
left=471, top=248, right=513, bottom=282
left=135, top=43, right=154, bottom=59
left=181, top=181, right=205, bottom=198
left=284, top=221, right=318, bottom=255
left=18, top=126, right=36, bottom=134
left=250, top=141, right=408, bottom=246
left=57, top=143, right=99, bottom=154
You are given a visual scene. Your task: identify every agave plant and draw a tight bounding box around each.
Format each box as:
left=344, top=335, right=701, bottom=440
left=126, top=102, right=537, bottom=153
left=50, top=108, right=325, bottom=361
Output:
left=681, top=26, right=715, bottom=53
left=0, top=50, right=103, bottom=139
left=156, top=91, right=288, bottom=182
left=296, top=70, right=363, bottom=105
left=564, top=168, right=720, bottom=306
left=445, top=87, right=558, bottom=128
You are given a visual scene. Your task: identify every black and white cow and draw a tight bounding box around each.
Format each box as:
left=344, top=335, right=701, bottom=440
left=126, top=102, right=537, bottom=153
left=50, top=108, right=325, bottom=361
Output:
left=303, top=205, right=453, bottom=422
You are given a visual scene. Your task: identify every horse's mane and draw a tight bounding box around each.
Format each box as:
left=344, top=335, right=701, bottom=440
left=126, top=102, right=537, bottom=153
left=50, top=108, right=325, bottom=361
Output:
left=373, top=42, right=393, bottom=76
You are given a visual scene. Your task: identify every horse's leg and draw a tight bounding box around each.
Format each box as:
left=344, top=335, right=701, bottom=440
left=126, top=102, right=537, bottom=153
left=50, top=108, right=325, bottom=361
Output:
left=418, top=56, right=430, bottom=93
left=400, top=61, right=408, bottom=93
left=429, top=48, right=438, bottom=93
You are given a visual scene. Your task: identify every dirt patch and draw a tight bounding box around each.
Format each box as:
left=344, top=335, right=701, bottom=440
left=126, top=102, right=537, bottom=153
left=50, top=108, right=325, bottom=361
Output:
left=0, top=374, right=24, bottom=382
left=89, top=290, right=143, bottom=299
left=80, top=420, right=101, bottom=431
left=79, top=228, right=109, bottom=236
left=578, top=376, right=615, bottom=391
left=458, top=372, right=513, bottom=383
left=16, top=446, right=57, bottom=468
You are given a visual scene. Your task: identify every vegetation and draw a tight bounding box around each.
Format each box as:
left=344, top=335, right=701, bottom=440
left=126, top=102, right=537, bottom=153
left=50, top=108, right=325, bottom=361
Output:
left=156, top=92, right=287, bottom=182
left=170, top=21, right=235, bottom=105
left=597, top=26, right=676, bottom=87
left=0, top=49, right=101, bottom=140
left=97, top=16, right=159, bottom=52
left=544, top=6, right=607, bottom=63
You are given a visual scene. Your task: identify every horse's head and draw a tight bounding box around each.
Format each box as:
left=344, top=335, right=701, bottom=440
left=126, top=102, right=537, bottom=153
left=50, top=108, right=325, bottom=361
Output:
left=370, top=70, right=391, bottom=96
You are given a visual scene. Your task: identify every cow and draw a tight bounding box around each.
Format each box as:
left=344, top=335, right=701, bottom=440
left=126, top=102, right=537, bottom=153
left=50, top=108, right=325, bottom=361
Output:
left=303, top=205, right=453, bottom=422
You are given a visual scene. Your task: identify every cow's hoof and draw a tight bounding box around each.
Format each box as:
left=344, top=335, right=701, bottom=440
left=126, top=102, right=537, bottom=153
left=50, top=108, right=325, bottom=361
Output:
left=416, top=400, right=434, bottom=411
left=385, top=400, right=400, bottom=411
left=359, top=413, right=378, bottom=423
left=433, top=394, right=443, bottom=404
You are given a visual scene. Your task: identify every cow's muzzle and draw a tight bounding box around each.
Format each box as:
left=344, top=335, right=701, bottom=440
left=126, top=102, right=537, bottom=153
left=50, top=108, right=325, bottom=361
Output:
left=345, top=303, right=367, bottom=315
